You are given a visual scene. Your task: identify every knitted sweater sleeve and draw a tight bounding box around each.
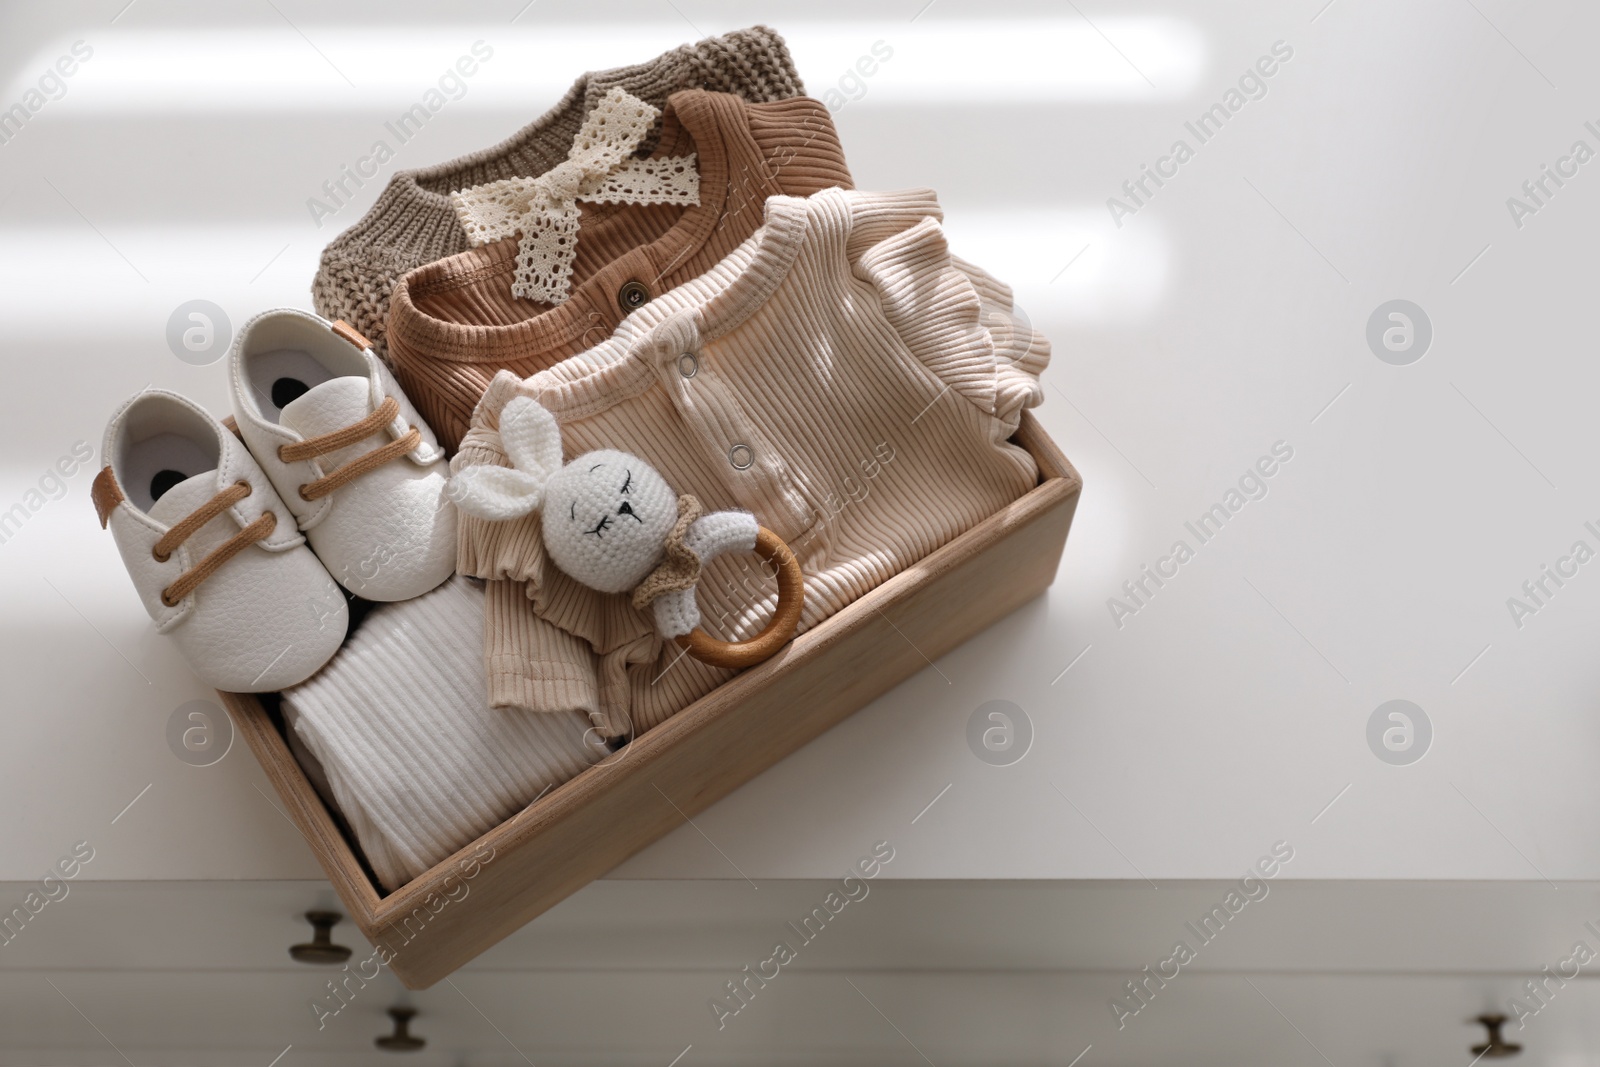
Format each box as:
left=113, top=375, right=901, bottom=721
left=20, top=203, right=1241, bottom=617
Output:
left=310, top=245, right=413, bottom=363
left=847, top=191, right=1049, bottom=439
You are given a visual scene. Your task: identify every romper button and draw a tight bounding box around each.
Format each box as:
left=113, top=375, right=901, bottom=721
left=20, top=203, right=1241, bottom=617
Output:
left=677, top=352, right=698, bottom=378
left=729, top=444, right=754, bottom=470
left=617, top=280, right=650, bottom=313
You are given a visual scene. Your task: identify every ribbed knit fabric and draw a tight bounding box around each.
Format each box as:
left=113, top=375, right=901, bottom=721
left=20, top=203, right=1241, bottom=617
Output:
left=281, top=576, right=605, bottom=891
left=386, top=89, right=852, bottom=451
left=311, top=26, right=805, bottom=361
left=451, top=189, right=1051, bottom=738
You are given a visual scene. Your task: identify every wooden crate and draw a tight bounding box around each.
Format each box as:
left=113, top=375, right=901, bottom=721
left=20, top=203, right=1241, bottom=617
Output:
left=221, top=412, right=1080, bottom=988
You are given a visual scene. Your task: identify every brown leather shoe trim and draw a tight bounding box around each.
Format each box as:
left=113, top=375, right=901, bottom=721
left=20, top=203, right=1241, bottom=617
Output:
left=330, top=319, right=372, bottom=351
left=92, top=466, right=124, bottom=529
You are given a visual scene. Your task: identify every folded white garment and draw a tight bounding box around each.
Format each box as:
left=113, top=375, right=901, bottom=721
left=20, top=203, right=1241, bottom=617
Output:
left=281, top=575, right=605, bottom=890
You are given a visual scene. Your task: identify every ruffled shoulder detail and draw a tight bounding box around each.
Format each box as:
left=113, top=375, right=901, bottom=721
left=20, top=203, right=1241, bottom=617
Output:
left=847, top=192, right=1048, bottom=438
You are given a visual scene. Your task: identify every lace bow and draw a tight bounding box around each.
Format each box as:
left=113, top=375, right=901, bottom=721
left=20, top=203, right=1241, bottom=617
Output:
left=450, top=88, right=700, bottom=305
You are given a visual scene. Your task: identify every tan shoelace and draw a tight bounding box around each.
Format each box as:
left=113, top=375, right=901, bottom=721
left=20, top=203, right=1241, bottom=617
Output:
left=278, top=395, right=422, bottom=501
left=155, top=480, right=277, bottom=607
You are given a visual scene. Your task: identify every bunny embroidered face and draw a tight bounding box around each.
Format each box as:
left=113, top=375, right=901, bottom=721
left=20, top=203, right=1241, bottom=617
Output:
left=448, top=392, right=788, bottom=652
left=446, top=396, right=680, bottom=593
left=541, top=449, right=677, bottom=592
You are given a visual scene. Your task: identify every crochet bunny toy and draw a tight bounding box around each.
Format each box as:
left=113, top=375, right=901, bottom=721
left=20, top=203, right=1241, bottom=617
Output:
left=448, top=396, right=779, bottom=645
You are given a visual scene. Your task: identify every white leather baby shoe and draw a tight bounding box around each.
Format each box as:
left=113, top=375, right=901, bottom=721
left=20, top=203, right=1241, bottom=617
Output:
left=94, top=389, right=348, bottom=692
left=229, top=309, right=455, bottom=602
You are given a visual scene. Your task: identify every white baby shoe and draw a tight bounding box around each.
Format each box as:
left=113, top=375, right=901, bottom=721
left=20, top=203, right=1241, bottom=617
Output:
left=94, top=389, right=348, bottom=692
left=229, top=309, right=455, bottom=602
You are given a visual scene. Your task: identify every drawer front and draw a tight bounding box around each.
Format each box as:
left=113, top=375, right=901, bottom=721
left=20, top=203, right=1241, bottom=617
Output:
left=2, top=880, right=1586, bottom=1064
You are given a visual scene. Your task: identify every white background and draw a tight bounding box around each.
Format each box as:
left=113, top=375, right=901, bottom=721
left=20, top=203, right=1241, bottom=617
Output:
left=3, top=0, right=1594, bottom=885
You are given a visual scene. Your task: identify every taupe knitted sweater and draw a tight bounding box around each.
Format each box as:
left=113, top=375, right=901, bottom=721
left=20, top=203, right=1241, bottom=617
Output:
left=310, top=26, right=804, bottom=360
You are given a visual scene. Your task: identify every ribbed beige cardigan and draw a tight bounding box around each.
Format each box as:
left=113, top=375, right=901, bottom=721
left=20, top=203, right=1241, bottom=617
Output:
left=311, top=26, right=805, bottom=360
left=452, top=189, right=1050, bottom=737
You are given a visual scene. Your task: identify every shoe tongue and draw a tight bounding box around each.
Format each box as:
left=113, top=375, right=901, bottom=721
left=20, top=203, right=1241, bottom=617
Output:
left=279, top=377, right=377, bottom=470
left=147, top=471, right=236, bottom=557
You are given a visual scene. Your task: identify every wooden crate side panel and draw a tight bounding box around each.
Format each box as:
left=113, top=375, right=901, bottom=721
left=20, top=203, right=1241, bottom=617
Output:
left=220, top=692, right=381, bottom=921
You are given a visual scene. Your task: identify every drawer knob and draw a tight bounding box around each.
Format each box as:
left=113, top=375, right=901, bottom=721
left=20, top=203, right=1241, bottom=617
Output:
left=375, top=1007, right=426, bottom=1052
left=288, top=910, right=352, bottom=965
left=1471, top=1014, right=1522, bottom=1059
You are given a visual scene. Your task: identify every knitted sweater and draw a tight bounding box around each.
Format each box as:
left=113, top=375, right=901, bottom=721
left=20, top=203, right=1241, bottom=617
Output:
left=386, top=89, right=852, bottom=451
left=451, top=189, right=1050, bottom=737
left=310, top=26, right=804, bottom=360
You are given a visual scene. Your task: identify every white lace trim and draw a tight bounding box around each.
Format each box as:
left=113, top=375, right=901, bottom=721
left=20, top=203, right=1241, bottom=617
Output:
left=450, top=87, right=701, bottom=305
left=588, top=156, right=700, bottom=205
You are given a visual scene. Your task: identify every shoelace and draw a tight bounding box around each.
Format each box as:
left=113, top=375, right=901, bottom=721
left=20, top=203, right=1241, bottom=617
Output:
left=278, top=395, right=422, bottom=501
left=154, top=480, right=277, bottom=607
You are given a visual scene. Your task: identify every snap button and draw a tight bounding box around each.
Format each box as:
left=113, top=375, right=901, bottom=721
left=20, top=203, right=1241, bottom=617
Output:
left=677, top=352, right=698, bottom=378
left=617, top=280, right=650, bottom=313
left=729, top=443, right=754, bottom=470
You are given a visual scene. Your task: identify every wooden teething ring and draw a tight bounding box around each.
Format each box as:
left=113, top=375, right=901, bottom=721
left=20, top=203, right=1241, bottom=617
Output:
left=676, top=527, right=804, bottom=670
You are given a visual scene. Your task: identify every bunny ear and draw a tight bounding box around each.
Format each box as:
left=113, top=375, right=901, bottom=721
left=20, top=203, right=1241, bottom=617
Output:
left=498, top=396, right=564, bottom=482
left=446, top=466, right=545, bottom=521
